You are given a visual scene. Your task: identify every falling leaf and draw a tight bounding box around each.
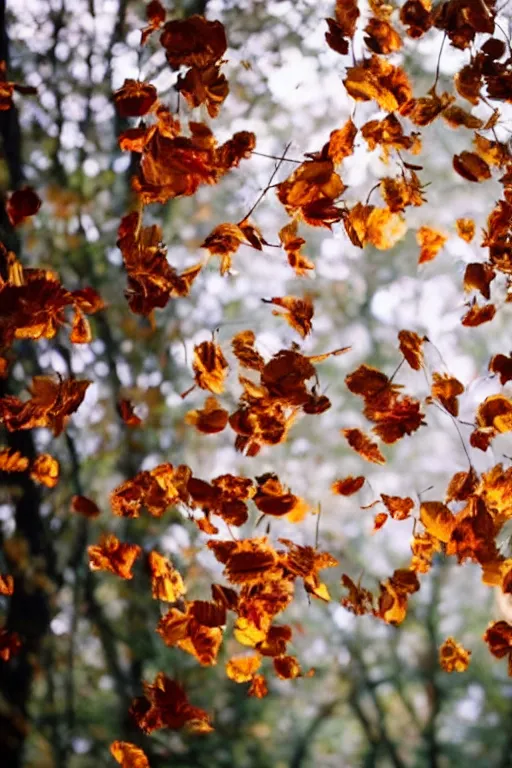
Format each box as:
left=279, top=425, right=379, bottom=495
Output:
left=398, top=330, right=425, bottom=370
left=71, top=495, right=101, bottom=519
left=264, top=295, right=314, bottom=338
left=6, top=186, right=41, bottom=226
left=417, top=226, right=447, bottom=264
left=420, top=501, right=456, bottom=543
left=0, top=574, right=14, bottom=596
left=185, top=396, right=229, bottom=434
left=332, top=476, right=365, bottom=496
left=148, top=551, right=186, bottom=602
left=30, top=454, right=60, bottom=488
left=439, top=637, right=471, bottom=672
left=342, top=428, right=386, bottom=465
left=113, top=79, right=158, bottom=117
left=226, top=654, right=261, bottom=683
left=110, top=741, right=150, bottom=768
left=118, top=399, right=143, bottom=427
left=456, top=218, right=476, bottom=242
left=489, top=353, right=512, bottom=385
left=453, top=151, right=491, bottom=183
left=431, top=373, right=464, bottom=417
left=88, top=534, right=142, bottom=579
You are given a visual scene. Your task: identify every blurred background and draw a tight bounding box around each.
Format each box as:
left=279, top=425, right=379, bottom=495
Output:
left=1, top=0, right=512, bottom=766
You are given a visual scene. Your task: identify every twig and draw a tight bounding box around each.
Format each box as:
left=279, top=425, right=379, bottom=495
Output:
left=242, top=141, right=292, bottom=221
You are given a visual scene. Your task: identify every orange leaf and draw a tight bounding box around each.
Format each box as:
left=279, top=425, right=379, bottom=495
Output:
left=420, top=501, right=456, bottom=543
left=342, top=428, right=386, bottom=465
left=30, top=454, right=60, bottom=488
left=226, top=654, right=261, bottom=683
left=417, top=226, right=447, bottom=264
left=148, top=551, right=186, bottom=602
left=0, top=448, right=29, bottom=472
left=118, top=399, right=143, bottom=427
left=185, top=396, right=229, bottom=434
left=110, top=741, right=149, bottom=768
left=431, top=373, right=464, bottom=417
left=456, top=218, right=476, bottom=242
left=0, top=573, right=14, bottom=595
left=439, top=637, right=471, bottom=673
left=69, top=310, right=92, bottom=344
left=332, top=476, right=365, bottom=496
left=461, top=301, right=496, bottom=326
left=264, top=295, right=314, bottom=338
left=88, top=534, right=141, bottom=579
left=398, top=329, right=425, bottom=370
left=191, top=341, right=228, bottom=395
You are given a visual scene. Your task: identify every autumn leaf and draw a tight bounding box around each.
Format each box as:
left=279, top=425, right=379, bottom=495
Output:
left=0, top=448, right=29, bottom=472
left=417, top=226, right=447, bottom=264
left=463, top=263, right=495, bottom=299
left=88, top=534, right=142, bottom=579
left=131, top=672, right=213, bottom=733
left=420, top=501, right=456, bottom=543
left=148, top=551, right=186, bottom=602
left=201, top=223, right=246, bottom=275
left=332, top=476, right=365, bottom=496
left=118, top=399, right=143, bottom=427
left=342, top=428, right=386, bottom=465
left=226, top=654, right=261, bottom=683
left=30, top=453, right=60, bottom=488
left=0, top=573, right=14, bottom=595
left=327, top=119, right=357, bottom=164
left=398, top=329, right=425, bottom=370
left=263, top=295, right=314, bottom=338
left=191, top=341, right=228, bottom=395
left=185, top=396, right=229, bottom=434
left=114, top=79, right=158, bottom=117
left=6, top=186, right=41, bottom=226
left=453, top=151, right=491, bottom=182
left=489, top=353, right=512, bottom=385
left=483, top=621, right=512, bottom=675
left=439, top=637, right=471, bottom=673
left=110, top=741, right=149, bottom=768
left=381, top=494, right=414, bottom=520
left=456, top=218, right=476, bottom=242
left=0, top=629, right=21, bottom=661
left=431, top=373, right=464, bottom=417
left=461, top=301, right=496, bottom=327
left=71, top=495, right=101, bottom=518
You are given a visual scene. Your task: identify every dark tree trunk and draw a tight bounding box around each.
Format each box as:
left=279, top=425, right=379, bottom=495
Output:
left=0, top=3, right=56, bottom=766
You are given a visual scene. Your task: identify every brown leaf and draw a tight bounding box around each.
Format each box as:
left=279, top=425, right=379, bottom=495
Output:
left=71, top=495, right=101, bottom=518
left=185, top=396, right=229, bottom=434
left=6, top=186, right=41, bottom=226
left=453, top=151, right=491, bottom=183
left=463, top=263, right=495, bottom=299
left=332, top=476, right=365, bottom=496
left=264, top=295, right=314, bottom=338
left=342, top=428, right=386, bottom=465
left=398, top=329, right=425, bottom=370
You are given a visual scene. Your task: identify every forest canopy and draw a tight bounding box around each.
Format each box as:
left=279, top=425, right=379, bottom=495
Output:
left=0, top=0, right=512, bottom=766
